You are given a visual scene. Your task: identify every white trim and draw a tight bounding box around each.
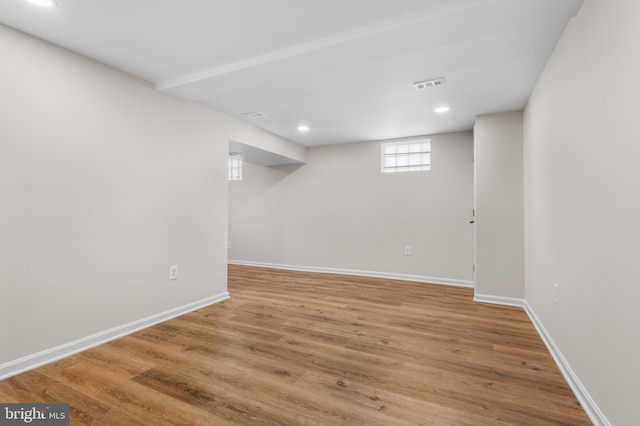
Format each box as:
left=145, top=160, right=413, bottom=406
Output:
left=473, top=293, right=524, bottom=307
left=228, top=260, right=474, bottom=288
left=0, top=292, right=229, bottom=381
left=472, top=123, right=477, bottom=287
left=523, top=302, right=610, bottom=426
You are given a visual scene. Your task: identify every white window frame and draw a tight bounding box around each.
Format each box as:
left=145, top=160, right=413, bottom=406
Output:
left=381, top=139, right=431, bottom=173
left=228, top=155, right=242, bottom=181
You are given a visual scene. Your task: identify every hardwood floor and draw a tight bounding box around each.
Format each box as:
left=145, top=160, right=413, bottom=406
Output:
left=0, top=265, right=591, bottom=425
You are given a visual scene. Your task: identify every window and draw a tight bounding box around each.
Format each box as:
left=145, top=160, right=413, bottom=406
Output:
left=228, top=155, right=242, bottom=181
left=381, top=139, right=431, bottom=173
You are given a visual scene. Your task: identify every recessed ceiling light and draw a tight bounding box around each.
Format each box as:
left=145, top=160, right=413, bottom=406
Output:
left=435, top=106, right=450, bottom=113
left=297, top=125, right=310, bottom=132
left=26, top=0, right=56, bottom=7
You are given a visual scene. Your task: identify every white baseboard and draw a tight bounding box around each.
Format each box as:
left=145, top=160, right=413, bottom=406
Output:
left=228, top=260, right=474, bottom=288
left=523, top=301, right=610, bottom=426
left=473, top=292, right=524, bottom=307
left=0, top=292, right=230, bottom=381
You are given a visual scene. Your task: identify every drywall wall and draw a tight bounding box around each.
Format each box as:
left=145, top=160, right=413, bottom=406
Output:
left=229, top=132, right=474, bottom=283
left=474, top=111, right=524, bottom=300
left=0, top=23, right=297, bottom=371
left=0, top=22, right=226, bottom=366
left=523, top=0, right=640, bottom=423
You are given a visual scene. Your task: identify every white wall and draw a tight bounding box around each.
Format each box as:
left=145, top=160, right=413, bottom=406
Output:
left=230, top=132, right=474, bottom=283
left=474, top=111, right=524, bottom=300
left=523, top=1, right=640, bottom=424
left=0, top=24, right=296, bottom=371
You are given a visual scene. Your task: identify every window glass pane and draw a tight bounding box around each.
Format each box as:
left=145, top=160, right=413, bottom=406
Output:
left=408, top=153, right=421, bottom=165
left=228, top=157, right=242, bottom=180
left=381, top=139, right=430, bottom=174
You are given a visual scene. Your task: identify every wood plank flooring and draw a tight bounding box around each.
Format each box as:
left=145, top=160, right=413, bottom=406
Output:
left=0, top=265, right=591, bottom=425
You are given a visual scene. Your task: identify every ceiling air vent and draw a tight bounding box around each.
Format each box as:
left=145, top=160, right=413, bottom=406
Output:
left=242, top=111, right=267, bottom=118
left=413, top=77, right=445, bottom=91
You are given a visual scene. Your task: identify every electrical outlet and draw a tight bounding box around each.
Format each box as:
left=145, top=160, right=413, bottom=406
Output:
left=404, top=246, right=412, bottom=256
left=169, top=265, right=178, bottom=281
left=553, top=283, right=559, bottom=304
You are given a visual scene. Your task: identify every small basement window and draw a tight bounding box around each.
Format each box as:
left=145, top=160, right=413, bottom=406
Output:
left=381, top=139, right=431, bottom=173
left=228, top=154, right=242, bottom=181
